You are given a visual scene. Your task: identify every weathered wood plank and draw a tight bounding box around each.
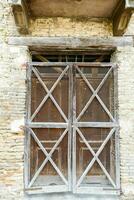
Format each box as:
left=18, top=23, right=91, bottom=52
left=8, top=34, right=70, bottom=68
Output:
left=31, top=49, right=114, bottom=55
left=25, top=185, right=68, bottom=194
left=29, top=62, right=116, bottom=67
left=76, top=187, right=120, bottom=195
left=28, top=122, right=68, bottom=128
left=113, top=65, right=120, bottom=189
left=68, top=65, right=73, bottom=191
left=24, top=63, right=32, bottom=187
left=74, top=122, right=119, bottom=128
left=8, top=36, right=133, bottom=47
left=72, top=66, right=77, bottom=193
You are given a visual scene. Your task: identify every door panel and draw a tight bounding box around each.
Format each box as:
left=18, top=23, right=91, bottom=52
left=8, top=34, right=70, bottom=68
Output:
left=28, top=65, right=70, bottom=190
left=72, top=64, right=117, bottom=192
left=31, top=76, right=69, bottom=122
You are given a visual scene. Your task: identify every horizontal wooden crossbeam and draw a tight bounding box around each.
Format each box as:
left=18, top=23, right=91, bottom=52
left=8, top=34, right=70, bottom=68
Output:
left=8, top=36, right=133, bottom=48
left=29, top=62, right=117, bottom=67
left=74, top=122, right=119, bottom=128
left=28, top=122, right=68, bottom=128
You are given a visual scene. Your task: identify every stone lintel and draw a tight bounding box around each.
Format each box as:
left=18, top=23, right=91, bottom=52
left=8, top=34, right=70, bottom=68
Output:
left=7, top=36, right=134, bottom=55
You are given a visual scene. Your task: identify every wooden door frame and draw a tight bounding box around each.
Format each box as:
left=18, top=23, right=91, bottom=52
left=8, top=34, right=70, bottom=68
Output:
left=24, top=61, right=120, bottom=195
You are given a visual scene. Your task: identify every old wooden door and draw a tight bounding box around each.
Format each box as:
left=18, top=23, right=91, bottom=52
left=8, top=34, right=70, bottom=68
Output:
left=25, top=62, right=119, bottom=194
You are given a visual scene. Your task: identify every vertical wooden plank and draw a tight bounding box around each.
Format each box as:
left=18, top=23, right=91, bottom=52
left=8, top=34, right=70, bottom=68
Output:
left=114, top=64, right=120, bottom=190
left=68, top=64, right=73, bottom=191
left=24, top=63, right=32, bottom=188
left=109, top=66, right=114, bottom=182
left=72, top=64, right=77, bottom=192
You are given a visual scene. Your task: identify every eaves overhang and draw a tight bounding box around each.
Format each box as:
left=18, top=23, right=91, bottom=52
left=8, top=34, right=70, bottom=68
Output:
left=8, top=0, right=134, bottom=36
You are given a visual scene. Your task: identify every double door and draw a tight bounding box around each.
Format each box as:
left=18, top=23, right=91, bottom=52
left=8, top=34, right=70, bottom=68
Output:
left=26, top=62, right=118, bottom=194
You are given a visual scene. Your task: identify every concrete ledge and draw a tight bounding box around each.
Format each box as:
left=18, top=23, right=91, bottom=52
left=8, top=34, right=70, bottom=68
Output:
left=24, top=193, right=119, bottom=200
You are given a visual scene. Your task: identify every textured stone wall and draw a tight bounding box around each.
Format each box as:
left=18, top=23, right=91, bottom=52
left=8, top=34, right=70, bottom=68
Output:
left=111, top=47, right=134, bottom=200
left=0, top=44, right=30, bottom=200
left=29, top=17, right=113, bottom=37
left=0, top=1, right=134, bottom=200
left=0, top=2, right=29, bottom=199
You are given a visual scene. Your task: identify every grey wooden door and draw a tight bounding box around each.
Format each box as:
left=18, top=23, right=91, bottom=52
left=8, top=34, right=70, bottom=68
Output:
left=71, top=64, right=119, bottom=194
left=25, top=62, right=119, bottom=195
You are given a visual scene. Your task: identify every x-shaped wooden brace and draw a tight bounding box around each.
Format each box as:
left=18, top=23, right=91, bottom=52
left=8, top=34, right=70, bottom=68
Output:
left=76, top=65, right=115, bottom=122
left=31, top=65, right=69, bottom=122
left=28, top=127, right=68, bottom=188
left=76, top=127, right=116, bottom=188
